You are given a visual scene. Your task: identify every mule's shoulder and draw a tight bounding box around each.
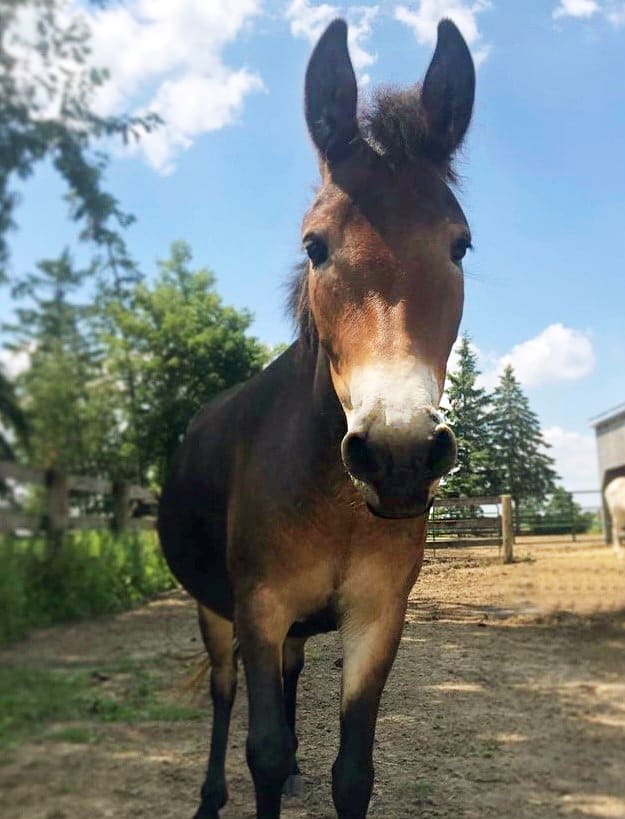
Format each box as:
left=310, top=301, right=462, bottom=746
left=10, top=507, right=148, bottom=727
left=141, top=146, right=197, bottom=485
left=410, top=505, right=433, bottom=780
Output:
left=186, top=380, right=247, bottom=435
left=187, top=342, right=302, bottom=435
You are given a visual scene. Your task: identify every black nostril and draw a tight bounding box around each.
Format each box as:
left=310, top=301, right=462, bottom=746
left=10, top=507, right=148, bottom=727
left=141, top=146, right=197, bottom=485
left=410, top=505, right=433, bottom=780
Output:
left=341, top=433, right=383, bottom=481
left=428, top=426, right=457, bottom=479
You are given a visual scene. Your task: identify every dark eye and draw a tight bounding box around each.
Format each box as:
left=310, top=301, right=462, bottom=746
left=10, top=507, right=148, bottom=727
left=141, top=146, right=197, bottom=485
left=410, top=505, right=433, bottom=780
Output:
left=451, top=236, right=471, bottom=264
left=304, top=235, right=329, bottom=268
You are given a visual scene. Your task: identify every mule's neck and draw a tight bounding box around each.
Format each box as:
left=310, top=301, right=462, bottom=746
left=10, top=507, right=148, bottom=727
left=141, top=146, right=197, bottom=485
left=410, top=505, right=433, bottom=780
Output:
left=290, top=338, right=348, bottom=485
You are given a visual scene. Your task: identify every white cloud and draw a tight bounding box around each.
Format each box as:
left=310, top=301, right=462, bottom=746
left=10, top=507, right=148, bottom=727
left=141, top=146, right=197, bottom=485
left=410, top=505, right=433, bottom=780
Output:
left=553, top=0, right=599, bottom=19
left=479, top=324, right=595, bottom=390
left=286, top=0, right=338, bottom=41
left=286, top=1, right=380, bottom=81
left=553, top=0, right=625, bottom=26
left=543, top=426, right=599, bottom=491
left=0, top=347, right=31, bottom=379
left=80, top=0, right=264, bottom=174
left=394, top=0, right=492, bottom=65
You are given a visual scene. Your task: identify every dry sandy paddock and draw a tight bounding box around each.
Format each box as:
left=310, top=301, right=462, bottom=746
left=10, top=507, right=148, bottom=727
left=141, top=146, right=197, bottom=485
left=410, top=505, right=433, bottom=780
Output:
left=2, top=537, right=625, bottom=819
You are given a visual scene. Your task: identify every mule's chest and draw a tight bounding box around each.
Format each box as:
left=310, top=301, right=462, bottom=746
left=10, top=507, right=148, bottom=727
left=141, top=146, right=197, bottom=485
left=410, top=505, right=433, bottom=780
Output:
left=276, top=502, right=427, bottom=632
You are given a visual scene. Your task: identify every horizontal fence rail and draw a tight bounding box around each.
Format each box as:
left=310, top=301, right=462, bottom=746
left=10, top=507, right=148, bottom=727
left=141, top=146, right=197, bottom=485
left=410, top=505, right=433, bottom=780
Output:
left=1, top=461, right=521, bottom=562
left=427, top=494, right=515, bottom=562
left=0, top=460, right=157, bottom=538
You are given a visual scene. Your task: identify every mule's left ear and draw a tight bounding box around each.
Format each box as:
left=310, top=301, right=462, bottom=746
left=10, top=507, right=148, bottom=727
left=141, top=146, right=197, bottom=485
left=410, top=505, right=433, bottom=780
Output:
left=421, top=19, right=475, bottom=161
left=305, top=19, right=359, bottom=163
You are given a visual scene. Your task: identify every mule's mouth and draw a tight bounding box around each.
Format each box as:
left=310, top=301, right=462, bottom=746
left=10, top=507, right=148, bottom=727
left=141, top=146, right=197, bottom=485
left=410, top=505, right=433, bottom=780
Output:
left=366, top=498, right=433, bottom=520
left=350, top=474, right=433, bottom=519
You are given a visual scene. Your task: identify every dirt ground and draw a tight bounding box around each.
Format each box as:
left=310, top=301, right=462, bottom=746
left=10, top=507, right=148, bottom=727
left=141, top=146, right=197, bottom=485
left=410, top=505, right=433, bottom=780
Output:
left=2, top=537, right=625, bottom=819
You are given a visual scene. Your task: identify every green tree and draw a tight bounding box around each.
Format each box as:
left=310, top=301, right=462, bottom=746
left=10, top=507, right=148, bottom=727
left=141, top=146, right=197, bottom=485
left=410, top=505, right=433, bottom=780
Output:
left=442, top=334, right=493, bottom=497
left=5, top=250, right=117, bottom=473
left=538, top=487, right=594, bottom=535
left=105, top=241, right=270, bottom=484
left=0, top=0, right=158, bottom=282
left=0, top=369, right=28, bottom=459
left=489, top=365, right=558, bottom=513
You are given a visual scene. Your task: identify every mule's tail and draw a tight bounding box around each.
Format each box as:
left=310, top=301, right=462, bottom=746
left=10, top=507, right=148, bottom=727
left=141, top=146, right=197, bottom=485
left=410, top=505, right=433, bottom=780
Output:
left=179, top=637, right=240, bottom=698
left=180, top=653, right=211, bottom=697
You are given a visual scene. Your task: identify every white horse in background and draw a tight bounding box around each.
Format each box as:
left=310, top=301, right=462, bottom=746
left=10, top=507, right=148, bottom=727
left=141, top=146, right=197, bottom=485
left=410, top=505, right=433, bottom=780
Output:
left=604, top=476, right=625, bottom=558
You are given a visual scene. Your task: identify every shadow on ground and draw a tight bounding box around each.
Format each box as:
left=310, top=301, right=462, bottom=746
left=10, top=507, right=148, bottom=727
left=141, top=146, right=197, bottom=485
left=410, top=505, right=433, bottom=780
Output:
left=1, top=542, right=625, bottom=818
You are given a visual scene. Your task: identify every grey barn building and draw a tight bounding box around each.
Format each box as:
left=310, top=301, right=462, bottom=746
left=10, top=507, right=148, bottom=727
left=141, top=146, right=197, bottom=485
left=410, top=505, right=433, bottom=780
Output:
left=591, top=401, right=625, bottom=542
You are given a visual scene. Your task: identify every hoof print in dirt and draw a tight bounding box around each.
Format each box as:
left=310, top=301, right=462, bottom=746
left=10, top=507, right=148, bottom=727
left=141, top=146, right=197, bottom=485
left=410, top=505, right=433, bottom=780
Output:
left=283, top=773, right=304, bottom=798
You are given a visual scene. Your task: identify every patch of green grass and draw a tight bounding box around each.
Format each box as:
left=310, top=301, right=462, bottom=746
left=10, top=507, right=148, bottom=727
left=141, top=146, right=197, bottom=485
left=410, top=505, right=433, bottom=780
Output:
left=415, top=779, right=433, bottom=801
left=45, top=726, right=99, bottom=744
left=0, top=531, right=177, bottom=646
left=479, top=739, right=500, bottom=758
left=0, top=662, right=202, bottom=749
left=0, top=667, right=87, bottom=748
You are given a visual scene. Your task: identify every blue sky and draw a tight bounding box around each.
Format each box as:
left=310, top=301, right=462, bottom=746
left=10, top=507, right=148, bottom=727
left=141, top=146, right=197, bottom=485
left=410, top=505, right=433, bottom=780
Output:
left=3, top=0, right=625, bottom=493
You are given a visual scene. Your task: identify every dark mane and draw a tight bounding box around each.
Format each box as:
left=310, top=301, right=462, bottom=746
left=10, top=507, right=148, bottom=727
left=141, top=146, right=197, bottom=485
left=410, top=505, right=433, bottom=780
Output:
left=286, top=259, right=317, bottom=352
left=286, top=85, right=463, bottom=350
left=361, top=84, right=458, bottom=182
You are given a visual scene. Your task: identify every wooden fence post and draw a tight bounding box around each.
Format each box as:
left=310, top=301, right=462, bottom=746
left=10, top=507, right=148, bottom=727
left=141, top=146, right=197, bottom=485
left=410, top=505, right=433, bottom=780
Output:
left=501, top=494, right=514, bottom=564
left=112, top=480, right=131, bottom=534
left=45, top=467, right=69, bottom=555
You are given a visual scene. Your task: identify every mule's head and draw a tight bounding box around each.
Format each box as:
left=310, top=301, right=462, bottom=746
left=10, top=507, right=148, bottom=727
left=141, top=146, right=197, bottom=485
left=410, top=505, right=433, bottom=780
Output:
left=299, top=18, right=475, bottom=519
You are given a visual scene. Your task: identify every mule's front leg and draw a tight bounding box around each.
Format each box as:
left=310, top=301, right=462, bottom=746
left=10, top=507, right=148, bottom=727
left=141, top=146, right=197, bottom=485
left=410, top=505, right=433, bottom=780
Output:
left=237, top=592, right=295, bottom=819
left=332, top=603, right=406, bottom=819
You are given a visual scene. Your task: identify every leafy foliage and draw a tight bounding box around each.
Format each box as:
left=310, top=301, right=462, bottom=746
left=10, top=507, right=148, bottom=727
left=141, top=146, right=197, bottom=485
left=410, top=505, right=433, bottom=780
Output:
left=0, top=0, right=159, bottom=282
left=0, top=369, right=28, bottom=460
left=104, top=241, right=269, bottom=484
left=517, top=487, right=594, bottom=535
left=5, top=250, right=119, bottom=473
left=442, top=334, right=493, bottom=497
left=0, top=530, right=176, bottom=645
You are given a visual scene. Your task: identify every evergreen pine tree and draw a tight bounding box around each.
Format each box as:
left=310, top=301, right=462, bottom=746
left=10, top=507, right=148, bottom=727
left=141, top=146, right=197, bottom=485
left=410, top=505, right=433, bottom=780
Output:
left=489, top=365, right=558, bottom=513
left=0, top=370, right=28, bottom=460
left=442, top=334, right=493, bottom=497
left=4, top=250, right=118, bottom=474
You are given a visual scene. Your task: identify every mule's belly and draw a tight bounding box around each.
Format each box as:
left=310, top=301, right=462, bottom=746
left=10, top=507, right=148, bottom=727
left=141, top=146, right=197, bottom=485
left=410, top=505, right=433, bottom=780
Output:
left=288, top=605, right=339, bottom=637
left=158, top=495, right=234, bottom=621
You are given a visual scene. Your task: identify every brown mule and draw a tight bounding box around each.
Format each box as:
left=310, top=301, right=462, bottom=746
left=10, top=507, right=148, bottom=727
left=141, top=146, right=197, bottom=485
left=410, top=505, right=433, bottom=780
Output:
left=159, top=17, right=475, bottom=819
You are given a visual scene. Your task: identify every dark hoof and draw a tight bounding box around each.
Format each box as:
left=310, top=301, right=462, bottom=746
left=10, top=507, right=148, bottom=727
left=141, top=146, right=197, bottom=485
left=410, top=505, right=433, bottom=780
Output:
left=193, top=784, right=227, bottom=819
left=282, top=773, right=304, bottom=798
left=192, top=806, right=219, bottom=819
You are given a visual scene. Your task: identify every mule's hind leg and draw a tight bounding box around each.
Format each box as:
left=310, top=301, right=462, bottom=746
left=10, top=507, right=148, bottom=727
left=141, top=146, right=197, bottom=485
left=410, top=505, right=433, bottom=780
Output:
left=193, top=605, right=238, bottom=819
left=282, top=637, right=306, bottom=797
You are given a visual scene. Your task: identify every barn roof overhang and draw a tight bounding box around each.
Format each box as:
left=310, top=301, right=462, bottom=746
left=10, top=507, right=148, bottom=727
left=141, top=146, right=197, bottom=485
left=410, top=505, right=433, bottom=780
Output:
left=590, top=401, right=625, bottom=432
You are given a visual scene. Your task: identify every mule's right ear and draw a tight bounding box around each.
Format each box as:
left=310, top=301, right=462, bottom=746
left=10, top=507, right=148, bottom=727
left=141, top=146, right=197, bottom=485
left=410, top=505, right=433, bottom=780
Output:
left=305, top=19, right=358, bottom=164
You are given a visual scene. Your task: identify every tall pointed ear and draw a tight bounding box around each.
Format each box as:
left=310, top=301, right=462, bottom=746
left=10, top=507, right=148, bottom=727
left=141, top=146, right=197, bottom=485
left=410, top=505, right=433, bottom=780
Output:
left=421, top=19, right=475, bottom=162
left=305, top=19, right=359, bottom=164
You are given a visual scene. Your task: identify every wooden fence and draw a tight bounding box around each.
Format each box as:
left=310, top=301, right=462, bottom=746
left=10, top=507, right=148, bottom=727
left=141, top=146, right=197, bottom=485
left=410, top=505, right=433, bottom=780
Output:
left=0, top=460, right=515, bottom=562
left=0, top=460, right=157, bottom=538
left=428, top=494, right=515, bottom=562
